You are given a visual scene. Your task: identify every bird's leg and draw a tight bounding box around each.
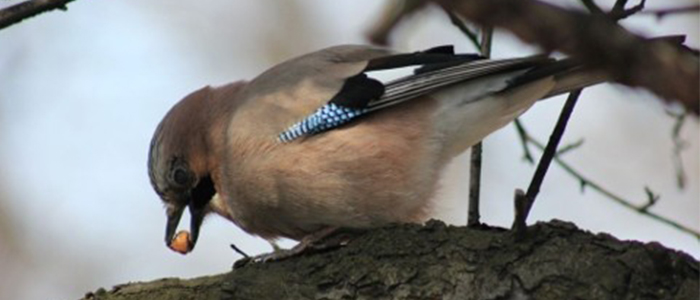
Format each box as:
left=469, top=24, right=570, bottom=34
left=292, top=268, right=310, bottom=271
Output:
left=266, top=240, right=283, bottom=252
left=247, top=227, right=366, bottom=264
left=249, top=227, right=339, bottom=263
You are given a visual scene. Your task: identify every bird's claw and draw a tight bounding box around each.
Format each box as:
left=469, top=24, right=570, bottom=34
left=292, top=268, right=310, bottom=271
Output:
left=232, top=228, right=363, bottom=268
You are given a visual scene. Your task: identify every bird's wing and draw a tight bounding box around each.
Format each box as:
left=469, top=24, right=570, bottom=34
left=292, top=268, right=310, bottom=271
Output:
left=277, top=52, right=556, bottom=142
left=233, top=45, right=480, bottom=140
left=366, top=56, right=553, bottom=112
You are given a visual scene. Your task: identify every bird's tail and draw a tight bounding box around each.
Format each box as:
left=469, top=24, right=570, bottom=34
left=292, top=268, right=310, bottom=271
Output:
left=543, top=67, right=609, bottom=99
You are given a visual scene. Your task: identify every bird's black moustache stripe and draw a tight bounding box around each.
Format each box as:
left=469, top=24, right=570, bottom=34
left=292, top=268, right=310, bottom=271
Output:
left=191, top=175, right=216, bottom=208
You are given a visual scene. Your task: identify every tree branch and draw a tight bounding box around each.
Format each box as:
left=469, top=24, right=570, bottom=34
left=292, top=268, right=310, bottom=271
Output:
left=513, top=119, right=536, bottom=163
left=80, top=221, right=700, bottom=300
left=517, top=121, right=700, bottom=240
left=442, top=8, right=481, bottom=50
left=669, top=111, right=689, bottom=189
left=0, top=0, right=77, bottom=30
left=434, top=0, right=700, bottom=115
left=467, top=26, right=493, bottom=227
left=513, top=89, right=582, bottom=235
left=641, top=4, right=700, bottom=19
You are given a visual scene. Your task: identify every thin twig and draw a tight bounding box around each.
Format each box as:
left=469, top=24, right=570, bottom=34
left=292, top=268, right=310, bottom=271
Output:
left=468, top=143, right=482, bottom=227
left=580, top=0, right=606, bottom=15
left=513, top=89, right=582, bottom=233
left=555, top=139, right=585, bottom=156
left=554, top=147, right=699, bottom=240
left=526, top=89, right=582, bottom=201
left=443, top=9, right=481, bottom=50
left=640, top=5, right=700, bottom=19
left=514, top=119, right=535, bottom=164
left=230, top=243, right=250, bottom=258
left=668, top=111, right=688, bottom=189
left=479, top=26, right=493, bottom=57
left=518, top=121, right=700, bottom=240
left=611, top=0, right=629, bottom=14
left=609, top=0, right=646, bottom=20
left=580, top=0, right=647, bottom=20
left=639, top=186, right=660, bottom=213
left=466, top=26, right=493, bottom=227
left=512, top=189, right=528, bottom=239
left=0, top=0, right=77, bottom=31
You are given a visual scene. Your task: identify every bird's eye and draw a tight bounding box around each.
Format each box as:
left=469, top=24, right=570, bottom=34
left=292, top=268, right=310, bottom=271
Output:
left=172, top=167, right=191, bottom=187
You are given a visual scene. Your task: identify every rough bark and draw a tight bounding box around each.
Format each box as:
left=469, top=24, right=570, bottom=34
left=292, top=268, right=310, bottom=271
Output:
left=367, top=0, right=700, bottom=115
left=80, top=220, right=699, bottom=300
left=433, top=0, right=700, bottom=114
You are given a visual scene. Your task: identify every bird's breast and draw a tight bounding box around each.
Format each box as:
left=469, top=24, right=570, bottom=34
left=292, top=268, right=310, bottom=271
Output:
left=221, top=96, right=447, bottom=240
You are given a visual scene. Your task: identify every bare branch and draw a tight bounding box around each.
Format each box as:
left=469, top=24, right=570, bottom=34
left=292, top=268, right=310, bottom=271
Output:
left=668, top=111, right=689, bottom=189
left=580, top=0, right=647, bottom=21
left=467, top=143, right=482, bottom=227
left=641, top=4, right=700, bottom=19
left=434, top=0, right=700, bottom=115
left=518, top=122, right=700, bottom=240
left=555, top=139, right=585, bottom=156
left=512, top=89, right=582, bottom=234
left=639, top=186, right=659, bottom=213
left=0, top=0, right=77, bottom=30
left=442, top=8, right=481, bottom=50
left=514, top=119, right=535, bottom=164
left=230, top=243, right=250, bottom=258
left=609, top=0, right=646, bottom=20
left=467, top=26, right=493, bottom=228
left=580, top=0, right=606, bottom=15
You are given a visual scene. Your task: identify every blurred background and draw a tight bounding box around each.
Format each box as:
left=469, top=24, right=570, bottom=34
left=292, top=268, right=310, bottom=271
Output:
left=0, top=1, right=697, bottom=299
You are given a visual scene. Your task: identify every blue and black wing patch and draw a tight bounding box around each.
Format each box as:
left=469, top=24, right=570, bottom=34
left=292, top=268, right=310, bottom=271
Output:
left=277, top=103, right=369, bottom=142
left=278, top=73, right=383, bottom=142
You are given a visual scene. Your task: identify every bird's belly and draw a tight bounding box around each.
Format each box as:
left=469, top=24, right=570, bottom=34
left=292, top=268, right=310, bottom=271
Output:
left=232, top=156, right=439, bottom=240
left=227, top=96, right=445, bottom=240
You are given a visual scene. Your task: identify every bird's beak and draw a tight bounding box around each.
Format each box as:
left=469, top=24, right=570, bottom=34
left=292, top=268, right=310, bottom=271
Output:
left=188, top=202, right=206, bottom=251
left=165, top=203, right=185, bottom=247
left=164, top=196, right=206, bottom=253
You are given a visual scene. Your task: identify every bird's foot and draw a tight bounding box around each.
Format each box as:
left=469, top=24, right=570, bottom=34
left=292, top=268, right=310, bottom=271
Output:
left=232, top=227, right=366, bottom=268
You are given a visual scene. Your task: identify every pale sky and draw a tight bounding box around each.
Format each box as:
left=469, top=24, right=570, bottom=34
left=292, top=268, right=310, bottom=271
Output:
left=0, top=1, right=697, bottom=300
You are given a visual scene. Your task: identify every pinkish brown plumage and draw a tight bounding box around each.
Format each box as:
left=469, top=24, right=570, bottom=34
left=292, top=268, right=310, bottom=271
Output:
left=148, top=45, right=604, bottom=256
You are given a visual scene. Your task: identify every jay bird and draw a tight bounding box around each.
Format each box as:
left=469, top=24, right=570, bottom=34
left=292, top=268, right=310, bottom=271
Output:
left=148, top=45, right=604, bottom=256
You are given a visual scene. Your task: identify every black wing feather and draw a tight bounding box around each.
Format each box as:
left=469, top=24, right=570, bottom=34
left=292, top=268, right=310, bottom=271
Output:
left=330, top=46, right=482, bottom=109
left=364, top=45, right=482, bottom=71
left=328, top=73, right=384, bottom=108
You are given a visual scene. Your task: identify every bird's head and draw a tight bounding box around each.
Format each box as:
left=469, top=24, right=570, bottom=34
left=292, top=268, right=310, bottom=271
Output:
left=148, top=82, right=246, bottom=254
